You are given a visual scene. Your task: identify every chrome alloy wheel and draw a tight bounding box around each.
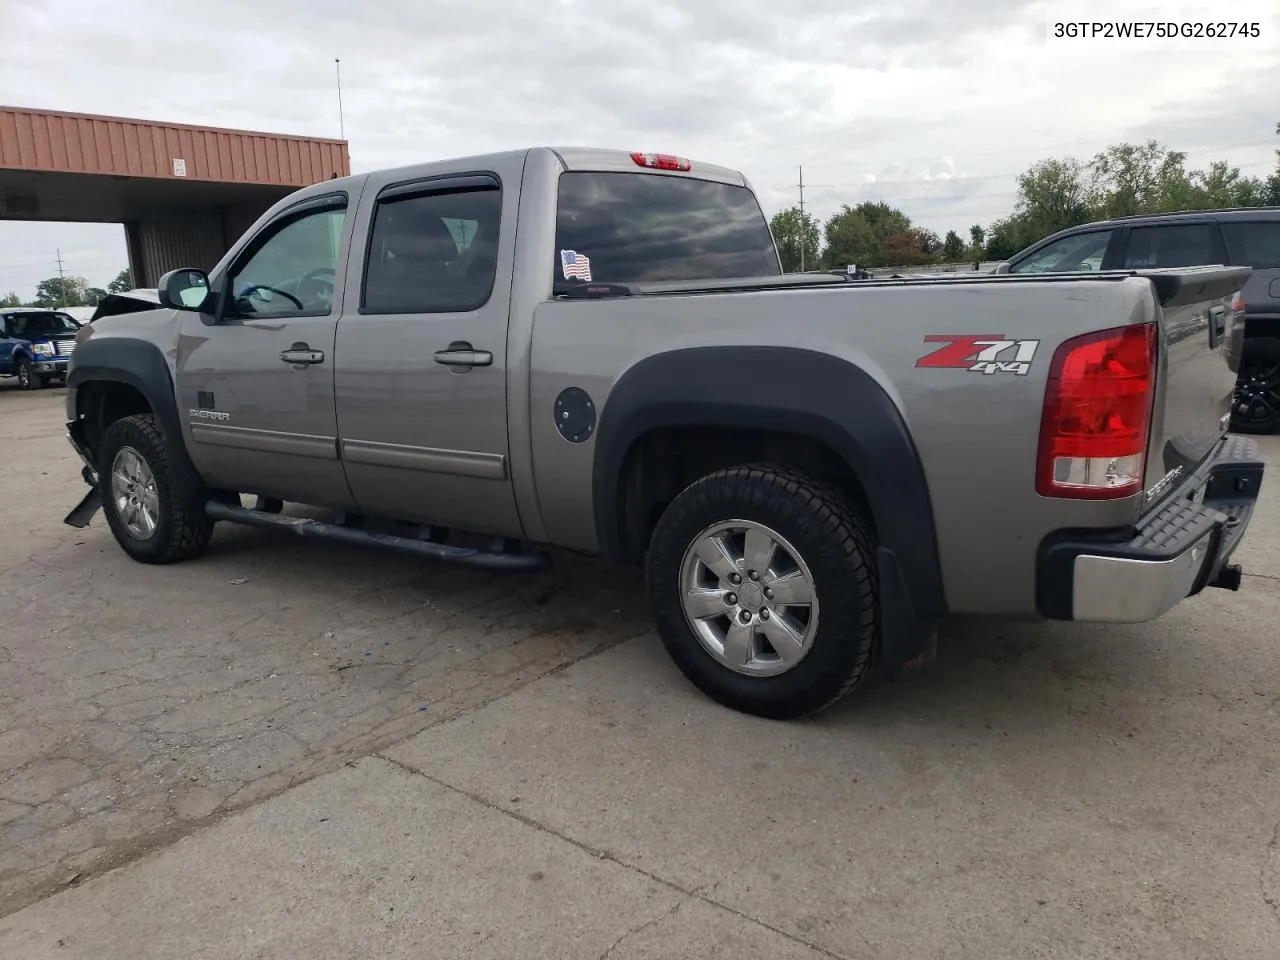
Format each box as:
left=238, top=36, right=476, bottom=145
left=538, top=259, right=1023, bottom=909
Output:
left=678, top=519, right=820, bottom=677
left=110, top=446, right=160, bottom=540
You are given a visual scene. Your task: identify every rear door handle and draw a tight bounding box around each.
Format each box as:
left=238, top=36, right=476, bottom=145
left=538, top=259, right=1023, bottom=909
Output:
left=280, top=343, right=325, bottom=365
left=434, top=344, right=493, bottom=368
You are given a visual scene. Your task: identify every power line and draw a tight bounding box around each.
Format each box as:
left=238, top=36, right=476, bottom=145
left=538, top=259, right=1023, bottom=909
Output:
left=765, top=156, right=1277, bottom=193
left=751, top=136, right=1277, bottom=179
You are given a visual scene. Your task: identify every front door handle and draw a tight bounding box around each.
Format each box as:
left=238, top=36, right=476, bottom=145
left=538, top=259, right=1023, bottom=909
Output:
left=434, top=342, right=493, bottom=368
left=280, top=342, right=325, bottom=366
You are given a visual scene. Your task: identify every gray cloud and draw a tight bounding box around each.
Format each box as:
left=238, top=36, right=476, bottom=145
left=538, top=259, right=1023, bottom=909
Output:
left=0, top=0, right=1276, bottom=296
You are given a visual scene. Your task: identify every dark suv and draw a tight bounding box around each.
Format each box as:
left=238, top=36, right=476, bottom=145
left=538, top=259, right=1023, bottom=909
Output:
left=999, top=208, right=1280, bottom=432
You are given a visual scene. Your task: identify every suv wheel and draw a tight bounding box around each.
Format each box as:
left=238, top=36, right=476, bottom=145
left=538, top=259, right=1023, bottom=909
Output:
left=1232, top=337, right=1280, bottom=434
left=98, top=414, right=214, bottom=563
left=17, top=360, right=43, bottom=390
left=646, top=464, right=879, bottom=720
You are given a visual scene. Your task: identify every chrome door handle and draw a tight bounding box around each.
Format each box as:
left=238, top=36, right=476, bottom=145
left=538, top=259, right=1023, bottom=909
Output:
left=280, top=345, right=325, bottom=365
left=434, top=347, right=492, bottom=368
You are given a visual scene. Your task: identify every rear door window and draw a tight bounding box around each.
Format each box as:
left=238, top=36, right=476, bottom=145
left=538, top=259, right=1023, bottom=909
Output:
left=1121, top=223, right=1216, bottom=268
left=361, top=184, right=501, bottom=314
left=553, top=172, right=780, bottom=289
left=1221, top=221, right=1280, bottom=269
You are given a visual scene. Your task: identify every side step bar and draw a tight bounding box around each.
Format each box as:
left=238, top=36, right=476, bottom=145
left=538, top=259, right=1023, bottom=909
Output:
left=204, top=501, right=553, bottom=573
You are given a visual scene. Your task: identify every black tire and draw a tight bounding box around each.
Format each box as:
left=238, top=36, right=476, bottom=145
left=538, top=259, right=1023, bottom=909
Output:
left=646, top=464, right=879, bottom=720
left=17, top=360, right=43, bottom=390
left=97, top=413, right=214, bottom=564
left=1231, top=336, right=1280, bottom=434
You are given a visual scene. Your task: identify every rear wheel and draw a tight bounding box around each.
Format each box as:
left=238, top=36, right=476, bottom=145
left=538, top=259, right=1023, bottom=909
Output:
left=646, top=464, right=879, bottom=720
left=16, top=360, right=43, bottom=390
left=98, top=414, right=214, bottom=563
left=1232, top=336, right=1280, bottom=434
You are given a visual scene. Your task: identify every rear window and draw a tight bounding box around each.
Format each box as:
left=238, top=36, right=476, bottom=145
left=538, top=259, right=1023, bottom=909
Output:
left=553, top=171, right=780, bottom=289
left=1222, top=221, right=1280, bottom=269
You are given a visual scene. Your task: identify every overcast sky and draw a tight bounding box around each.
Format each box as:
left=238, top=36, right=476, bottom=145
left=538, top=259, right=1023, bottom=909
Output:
left=1, top=0, right=1278, bottom=299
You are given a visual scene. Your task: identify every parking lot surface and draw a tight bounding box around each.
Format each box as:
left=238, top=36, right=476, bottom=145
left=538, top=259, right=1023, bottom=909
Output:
left=0, top=383, right=648, bottom=915
left=3, top=380, right=1280, bottom=958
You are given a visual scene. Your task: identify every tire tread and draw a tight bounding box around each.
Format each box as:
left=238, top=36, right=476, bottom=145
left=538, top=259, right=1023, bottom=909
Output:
left=646, top=462, right=879, bottom=719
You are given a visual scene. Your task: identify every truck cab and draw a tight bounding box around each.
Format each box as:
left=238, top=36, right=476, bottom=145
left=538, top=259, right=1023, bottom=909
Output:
left=0, top=308, right=81, bottom=389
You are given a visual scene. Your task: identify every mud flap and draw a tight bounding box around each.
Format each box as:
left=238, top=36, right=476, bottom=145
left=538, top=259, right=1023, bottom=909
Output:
left=63, top=486, right=102, bottom=528
left=877, top=545, right=939, bottom=679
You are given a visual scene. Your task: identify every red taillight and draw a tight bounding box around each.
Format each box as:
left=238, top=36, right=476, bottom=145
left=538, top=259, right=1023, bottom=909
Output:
left=1232, top=291, right=1245, bottom=313
left=1036, top=323, right=1157, bottom=500
left=631, top=152, right=691, bottom=172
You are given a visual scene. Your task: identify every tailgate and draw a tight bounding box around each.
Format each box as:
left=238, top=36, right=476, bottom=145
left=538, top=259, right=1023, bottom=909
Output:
left=1141, top=265, right=1252, bottom=504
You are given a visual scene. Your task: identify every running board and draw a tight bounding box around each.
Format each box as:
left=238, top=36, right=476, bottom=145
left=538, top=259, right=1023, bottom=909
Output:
left=204, top=501, right=553, bottom=573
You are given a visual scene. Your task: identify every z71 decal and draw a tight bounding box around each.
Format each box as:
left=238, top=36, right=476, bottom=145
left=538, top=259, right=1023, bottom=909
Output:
left=915, top=334, right=1040, bottom=376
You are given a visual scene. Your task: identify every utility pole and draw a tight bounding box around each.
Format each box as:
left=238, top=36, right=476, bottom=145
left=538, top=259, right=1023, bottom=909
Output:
left=797, top=166, right=806, bottom=272
left=335, top=58, right=345, bottom=141
left=56, top=249, right=65, bottom=307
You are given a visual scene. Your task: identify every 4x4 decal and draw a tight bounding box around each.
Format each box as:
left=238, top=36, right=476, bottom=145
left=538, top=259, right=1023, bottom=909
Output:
left=915, top=334, right=1040, bottom=376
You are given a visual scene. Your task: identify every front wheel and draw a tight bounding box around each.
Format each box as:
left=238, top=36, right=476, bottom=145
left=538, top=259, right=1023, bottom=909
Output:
left=98, top=414, right=214, bottom=564
left=645, top=464, right=879, bottom=720
left=16, top=360, right=43, bottom=390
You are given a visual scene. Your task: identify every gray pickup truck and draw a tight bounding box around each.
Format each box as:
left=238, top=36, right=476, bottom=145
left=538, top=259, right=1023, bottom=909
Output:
left=62, top=146, right=1264, bottom=719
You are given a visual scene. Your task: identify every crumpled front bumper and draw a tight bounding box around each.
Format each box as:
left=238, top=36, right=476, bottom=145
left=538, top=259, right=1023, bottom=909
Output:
left=1037, top=434, right=1263, bottom=623
left=63, top=420, right=102, bottom=528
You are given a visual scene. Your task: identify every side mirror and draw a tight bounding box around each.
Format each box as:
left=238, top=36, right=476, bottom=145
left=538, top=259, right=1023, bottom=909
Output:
left=992, top=261, right=1012, bottom=274
left=158, top=268, right=212, bottom=311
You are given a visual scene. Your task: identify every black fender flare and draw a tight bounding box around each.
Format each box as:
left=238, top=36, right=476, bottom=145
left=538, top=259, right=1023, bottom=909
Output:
left=592, top=346, right=947, bottom=642
left=66, top=336, right=197, bottom=478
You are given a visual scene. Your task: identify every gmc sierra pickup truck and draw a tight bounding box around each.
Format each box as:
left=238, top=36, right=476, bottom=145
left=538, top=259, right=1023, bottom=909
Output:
left=62, top=146, right=1264, bottom=719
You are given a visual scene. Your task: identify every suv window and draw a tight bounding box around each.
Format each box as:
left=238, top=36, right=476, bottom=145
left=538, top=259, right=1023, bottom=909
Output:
left=226, top=202, right=346, bottom=318
left=362, top=186, right=501, bottom=314
left=1009, top=230, right=1113, bottom=273
left=1221, top=221, right=1280, bottom=269
left=1122, top=223, right=1215, bottom=268
left=553, top=172, right=780, bottom=288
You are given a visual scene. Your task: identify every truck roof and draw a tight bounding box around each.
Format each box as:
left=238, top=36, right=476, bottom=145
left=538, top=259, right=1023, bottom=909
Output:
left=316, top=146, right=749, bottom=194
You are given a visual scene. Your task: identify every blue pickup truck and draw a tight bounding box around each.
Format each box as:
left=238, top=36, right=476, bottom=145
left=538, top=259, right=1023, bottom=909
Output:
left=0, top=307, right=82, bottom=389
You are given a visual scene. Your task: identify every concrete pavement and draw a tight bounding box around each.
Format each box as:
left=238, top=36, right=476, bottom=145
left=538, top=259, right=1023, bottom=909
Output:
left=2, top=385, right=1280, bottom=958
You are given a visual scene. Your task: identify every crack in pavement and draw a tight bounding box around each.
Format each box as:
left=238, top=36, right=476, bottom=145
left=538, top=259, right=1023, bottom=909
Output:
left=374, top=754, right=865, bottom=960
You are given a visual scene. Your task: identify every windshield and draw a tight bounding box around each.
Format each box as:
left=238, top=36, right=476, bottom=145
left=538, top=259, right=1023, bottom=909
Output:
left=5, top=312, right=80, bottom=337
left=553, top=171, right=780, bottom=289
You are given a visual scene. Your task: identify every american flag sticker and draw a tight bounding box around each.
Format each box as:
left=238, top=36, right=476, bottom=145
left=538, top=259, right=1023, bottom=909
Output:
left=560, top=249, right=593, bottom=282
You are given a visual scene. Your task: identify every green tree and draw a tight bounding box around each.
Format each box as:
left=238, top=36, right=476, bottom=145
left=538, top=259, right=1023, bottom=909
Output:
left=0, top=291, right=21, bottom=308
left=34, top=276, right=90, bottom=308
left=107, top=269, right=133, bottom=293
left=822, top=205, right=881, bottom=270
left=769, top=206, right=822, bottom=273
left=1013, top=157, right=1097, bottom=238
left=967, top=224, right=986, bottom=267
left=85, top=287, right=108, bottom=307
left=915, top=228, right=942, bottom=259
left=1187, top=160, right=1264, bottom=208
left=984, top=218, right=1024, bottom=261
left=1261, top=174, right=1280, bottom=206
left=852, top=201, right=912, bottom=248
left=942, top=230, right=965, bottom=261
left=1089, top=140, right=1192, bottom=218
